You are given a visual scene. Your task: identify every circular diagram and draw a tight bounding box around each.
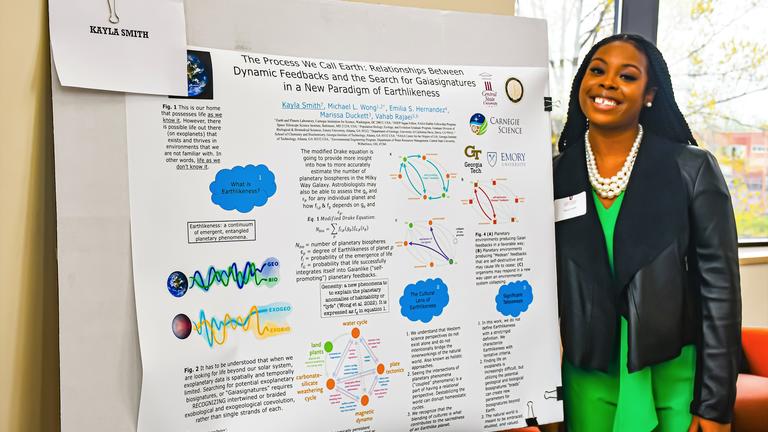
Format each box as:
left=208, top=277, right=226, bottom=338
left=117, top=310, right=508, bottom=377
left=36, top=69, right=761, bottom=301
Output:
left=400, top=219, right=458, bottom=268
left=395, top=154, right=452, bottom=201
left=323, top=328, right=390, bottom=412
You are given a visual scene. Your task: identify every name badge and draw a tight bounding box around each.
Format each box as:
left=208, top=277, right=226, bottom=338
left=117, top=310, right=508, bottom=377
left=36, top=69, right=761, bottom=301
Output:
left=554, top=191, right=587, bottom=222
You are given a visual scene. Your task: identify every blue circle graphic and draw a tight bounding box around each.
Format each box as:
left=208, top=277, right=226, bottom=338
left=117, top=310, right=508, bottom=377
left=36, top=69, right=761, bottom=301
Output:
left=167, top=271, right=189, bottom=298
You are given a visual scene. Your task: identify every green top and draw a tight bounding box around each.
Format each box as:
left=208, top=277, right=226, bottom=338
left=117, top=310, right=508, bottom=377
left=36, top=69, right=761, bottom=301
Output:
left=561, top=191, right=697, bottom=432
left=593, top=191, right=655, bottom=431
left=594, top=191, right=623, bottom=274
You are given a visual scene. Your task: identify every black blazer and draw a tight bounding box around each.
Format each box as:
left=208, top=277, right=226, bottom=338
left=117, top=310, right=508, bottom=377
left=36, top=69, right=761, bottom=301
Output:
left=553, top=130, right=742, bottom=423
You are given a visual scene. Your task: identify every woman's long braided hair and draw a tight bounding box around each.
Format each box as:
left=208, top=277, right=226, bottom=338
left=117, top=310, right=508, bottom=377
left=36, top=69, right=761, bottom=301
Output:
left=557, top=33, right=698, bottom=153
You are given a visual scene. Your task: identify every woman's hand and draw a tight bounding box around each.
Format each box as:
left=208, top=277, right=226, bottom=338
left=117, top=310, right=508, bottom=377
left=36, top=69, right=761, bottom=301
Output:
left=687, top=415, right=731, bottom=432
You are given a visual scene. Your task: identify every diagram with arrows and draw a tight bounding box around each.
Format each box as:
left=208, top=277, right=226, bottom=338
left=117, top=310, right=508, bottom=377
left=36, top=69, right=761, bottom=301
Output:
left=398, top=218, right=459, bottom=269
left=391, top=154, right=456, bottom=201
left=462, top=178, right=525, bottom=225
left=322, top=328, right=392, bottom=413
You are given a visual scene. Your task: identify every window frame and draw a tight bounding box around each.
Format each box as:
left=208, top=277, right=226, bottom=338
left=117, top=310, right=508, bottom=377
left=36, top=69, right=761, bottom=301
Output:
left=620, top=0, right=768, bottom=247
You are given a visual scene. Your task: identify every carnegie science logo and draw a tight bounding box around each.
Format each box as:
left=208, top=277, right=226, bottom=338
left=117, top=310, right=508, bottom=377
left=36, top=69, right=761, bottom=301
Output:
left=469, top=113, right=488, bottom=136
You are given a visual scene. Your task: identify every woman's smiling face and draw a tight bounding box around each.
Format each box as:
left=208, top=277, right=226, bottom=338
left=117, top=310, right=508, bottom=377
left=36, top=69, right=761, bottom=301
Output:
left=579, top=41, right=655, bottom=131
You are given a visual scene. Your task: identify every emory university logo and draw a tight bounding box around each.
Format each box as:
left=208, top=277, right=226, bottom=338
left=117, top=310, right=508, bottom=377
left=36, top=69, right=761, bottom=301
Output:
left=487, top=152, right=498, bottom=167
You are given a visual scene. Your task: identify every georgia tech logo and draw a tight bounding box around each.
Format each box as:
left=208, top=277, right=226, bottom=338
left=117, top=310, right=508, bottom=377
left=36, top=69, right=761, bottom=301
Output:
left=464, top=145, right=482, bottom=160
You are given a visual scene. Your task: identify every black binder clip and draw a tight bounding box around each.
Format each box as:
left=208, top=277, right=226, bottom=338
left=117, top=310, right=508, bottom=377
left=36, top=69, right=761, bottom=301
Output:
left=544, top=97, right=553, bottom=112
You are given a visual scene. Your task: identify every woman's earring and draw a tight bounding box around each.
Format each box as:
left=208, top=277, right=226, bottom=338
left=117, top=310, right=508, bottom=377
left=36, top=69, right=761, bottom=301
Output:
left=646, top=101, right=653, bottom=108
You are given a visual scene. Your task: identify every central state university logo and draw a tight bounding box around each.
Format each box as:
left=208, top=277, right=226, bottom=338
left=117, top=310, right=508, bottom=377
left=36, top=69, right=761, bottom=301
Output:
left=480, top=72, right=498, bottom=107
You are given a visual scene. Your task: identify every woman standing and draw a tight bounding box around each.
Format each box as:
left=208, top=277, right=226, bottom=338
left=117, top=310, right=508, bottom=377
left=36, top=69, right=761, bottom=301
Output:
left=552, top=34, right=741, bottom=431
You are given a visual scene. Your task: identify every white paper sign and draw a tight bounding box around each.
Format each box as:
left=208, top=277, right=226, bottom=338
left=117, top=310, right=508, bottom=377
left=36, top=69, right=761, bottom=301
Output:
left=554, top=191, right=587, bottom=222
left=49, top=0, right=187, bottom=95
left=126, top=46, right=562, bottom=431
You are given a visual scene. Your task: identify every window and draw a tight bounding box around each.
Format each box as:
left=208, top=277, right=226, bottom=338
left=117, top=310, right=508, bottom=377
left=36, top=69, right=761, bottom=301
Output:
left=515, top=0, right=615, bottom=151
left=658, top=0, right=768, bottom=241
left=516, top=0, right=767, bottom=242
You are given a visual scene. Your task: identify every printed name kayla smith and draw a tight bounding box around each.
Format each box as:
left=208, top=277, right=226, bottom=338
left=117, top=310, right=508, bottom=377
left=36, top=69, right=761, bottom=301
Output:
left=89, top=26, right=150, bottom=39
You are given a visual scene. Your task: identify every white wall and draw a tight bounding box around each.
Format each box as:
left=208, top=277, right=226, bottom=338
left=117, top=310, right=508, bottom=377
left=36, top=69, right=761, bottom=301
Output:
left=741, top=261, right=768, bottom=327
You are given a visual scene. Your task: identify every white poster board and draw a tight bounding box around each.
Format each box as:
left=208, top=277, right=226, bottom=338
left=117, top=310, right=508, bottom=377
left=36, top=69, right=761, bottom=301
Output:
left=53, top=1, right=557, bottom=431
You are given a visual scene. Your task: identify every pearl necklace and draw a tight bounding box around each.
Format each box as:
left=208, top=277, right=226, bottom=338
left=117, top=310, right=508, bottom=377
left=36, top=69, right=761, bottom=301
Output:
left=585, top=124, right=643, bottom=199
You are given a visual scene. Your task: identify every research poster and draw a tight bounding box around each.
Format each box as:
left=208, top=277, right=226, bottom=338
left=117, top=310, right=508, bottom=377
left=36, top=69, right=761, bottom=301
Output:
left=126, top=47, right=562, bottom=431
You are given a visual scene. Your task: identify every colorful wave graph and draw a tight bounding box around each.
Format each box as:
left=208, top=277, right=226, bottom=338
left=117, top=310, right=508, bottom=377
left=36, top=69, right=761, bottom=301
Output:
left=192, top=302, right=292, bottom=348
left=189, top=257, right=280, bottom=292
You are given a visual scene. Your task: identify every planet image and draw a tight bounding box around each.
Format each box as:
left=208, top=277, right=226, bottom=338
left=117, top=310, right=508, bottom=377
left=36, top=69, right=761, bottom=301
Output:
left=167, top=271, right=188, bottom=298
left=186, top=53, right=209, bottom=97
left=172, top=313, right=192, bottom=339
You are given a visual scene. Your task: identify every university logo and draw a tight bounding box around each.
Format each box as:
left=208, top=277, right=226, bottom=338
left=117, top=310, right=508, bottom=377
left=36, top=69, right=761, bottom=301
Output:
left=505, top=77, right=524, bottom=103
left=480, top=72, right=498, bottom=107
left=487, top=152, right=498, bottom=167
left=469, top=113, right=488, bottom=136
left=500, top=152, right=527, bottom=167
left=464, top=145, right=482, bottom=160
